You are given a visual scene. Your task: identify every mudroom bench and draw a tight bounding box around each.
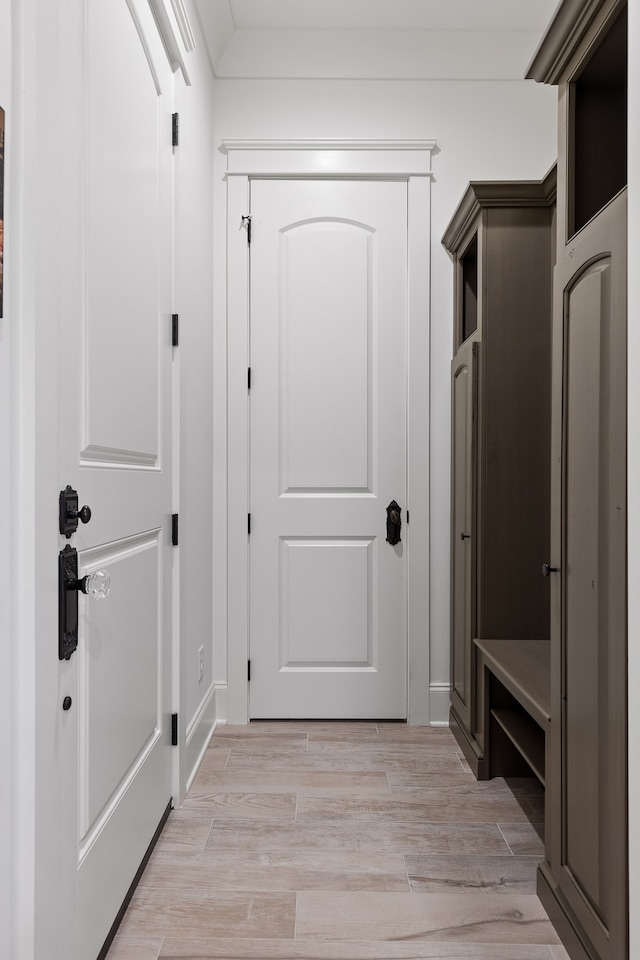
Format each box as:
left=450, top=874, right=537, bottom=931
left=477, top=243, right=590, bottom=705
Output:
left=473, top=638, right=550, bottom=786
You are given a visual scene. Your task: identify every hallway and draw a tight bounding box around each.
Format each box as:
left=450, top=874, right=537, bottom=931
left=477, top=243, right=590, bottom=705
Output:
left=107, top=722, right=569, bottom=959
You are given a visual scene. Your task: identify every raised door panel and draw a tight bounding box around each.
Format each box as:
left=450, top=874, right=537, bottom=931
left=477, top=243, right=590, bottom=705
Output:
left=552, top=191, right=627, bottom=960
left=280, top=222, right=372, bottom=494
left=83, top=0, right=165, bottom=472
left=450, top=338, right=478, bottom=733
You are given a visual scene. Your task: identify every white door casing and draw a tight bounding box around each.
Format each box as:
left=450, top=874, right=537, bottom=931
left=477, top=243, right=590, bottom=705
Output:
left=249, top=179, right=408, bottom=719
left=225, top=140, right=435, bottom=725
left=56, top=2, right=175, bottom=957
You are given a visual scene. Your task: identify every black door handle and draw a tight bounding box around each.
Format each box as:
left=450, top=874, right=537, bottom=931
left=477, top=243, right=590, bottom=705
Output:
left=460, top=532, right=471, bottom=541
left=59, top=546, right=111, bottom=661
left=542, top=562, right=558, bottom=577
left=59, top=546, right=79, bottom=660
left=386, top=501, right=402, bottom=545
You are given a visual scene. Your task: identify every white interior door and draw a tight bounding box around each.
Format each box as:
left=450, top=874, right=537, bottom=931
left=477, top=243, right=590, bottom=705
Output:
left=249, top=179, right=407, bottom=719
left=58, top=2, right=174, bottom=956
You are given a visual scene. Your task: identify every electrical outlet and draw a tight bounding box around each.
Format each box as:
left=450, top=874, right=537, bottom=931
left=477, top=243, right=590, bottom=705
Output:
left=198, top=645, right=204, bottom=683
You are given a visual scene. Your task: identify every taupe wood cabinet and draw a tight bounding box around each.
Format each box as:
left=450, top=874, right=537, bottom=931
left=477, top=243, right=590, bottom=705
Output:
left=528, top=2, right=628, bottom=959
left=442, top=174, right=556, bottom=777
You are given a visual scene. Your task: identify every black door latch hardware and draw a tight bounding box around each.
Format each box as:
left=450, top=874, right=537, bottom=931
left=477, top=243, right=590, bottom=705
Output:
left=541, top=562, right=558, bottom=577
left=59, top=546, right=111, bottom=660
left=386, top=500, right=402, bottom=546
left=59, top=545, right=80, bottom=660
left=59, top=486, right=92, bottom=538
left=460, top=532, right=471, bottom=541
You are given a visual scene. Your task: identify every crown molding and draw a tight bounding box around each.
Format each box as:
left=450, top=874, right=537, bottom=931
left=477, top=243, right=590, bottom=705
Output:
left=442, top=166, right=557, bottom=253
left=526, top=0, right=623, bottom=83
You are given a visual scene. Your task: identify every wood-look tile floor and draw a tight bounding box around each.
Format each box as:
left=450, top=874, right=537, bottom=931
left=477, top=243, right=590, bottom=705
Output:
left=107, top=722, right=571, bottom=960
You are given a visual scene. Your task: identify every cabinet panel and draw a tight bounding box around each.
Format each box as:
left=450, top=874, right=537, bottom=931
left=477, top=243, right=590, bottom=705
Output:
left=551, top=193, right=627, bottom=960
left=443, top=175, right=555, bottom=778
left=563, top=259, right=609, bottom=909
left=450, top=339, right=478, bottom=732
left=529, top=3, right=628, bottom=957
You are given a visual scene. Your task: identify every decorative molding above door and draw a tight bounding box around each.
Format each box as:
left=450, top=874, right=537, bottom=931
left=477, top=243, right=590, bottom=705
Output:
left=221, top=139, right=437, bottom=179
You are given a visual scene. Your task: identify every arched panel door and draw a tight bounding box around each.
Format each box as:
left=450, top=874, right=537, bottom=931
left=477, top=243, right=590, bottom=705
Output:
left=248, top=179, right=407, bottom=719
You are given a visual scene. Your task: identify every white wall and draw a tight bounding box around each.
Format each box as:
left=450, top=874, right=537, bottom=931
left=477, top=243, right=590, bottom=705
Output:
left=0, top=2, right=12, bottom=955
left=216, top=29, right=552, bottom=81
left=211, top=77, right=557, bottom=713
left=174, top=0, right=218, bottom=792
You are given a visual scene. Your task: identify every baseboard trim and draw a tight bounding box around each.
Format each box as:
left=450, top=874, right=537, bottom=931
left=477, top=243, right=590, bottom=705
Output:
left=449, top=708, right=488, bottom=778
left=185, top=683, right=217, bottom=792
left=429, top=681, right=451, bottom=725
left=537, top=862, right=595, bottom=960
left=214, top=682, right=228, bottom=724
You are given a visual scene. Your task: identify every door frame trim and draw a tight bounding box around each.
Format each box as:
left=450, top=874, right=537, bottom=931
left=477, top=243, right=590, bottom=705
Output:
left=224, top=139, right=436, bottom=724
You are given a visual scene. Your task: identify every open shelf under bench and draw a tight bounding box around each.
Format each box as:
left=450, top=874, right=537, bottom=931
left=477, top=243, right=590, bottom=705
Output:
left=474, top=639, right=550, bottom=785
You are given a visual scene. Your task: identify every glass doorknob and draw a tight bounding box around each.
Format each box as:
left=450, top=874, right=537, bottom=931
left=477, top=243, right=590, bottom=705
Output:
left=80, top=570, right=111, bottom=599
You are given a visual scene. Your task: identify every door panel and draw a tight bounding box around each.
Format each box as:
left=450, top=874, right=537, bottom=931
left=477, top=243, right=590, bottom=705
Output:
left=249, top=179, right=407, bottom=719
left=280, top=221, right=372, bottom=493
left=450, top=338, right=477, bottom=733
left=84, top=8, right=162, bottom=465
left=551, top=191, right=627, bottom=960
left=60, top=1, right=174, bottom=957
left=281, top=537, right=374, bottom=667
left=563, top=260, right=608, bottom=910
left=79, top=532, right=162, bottom=836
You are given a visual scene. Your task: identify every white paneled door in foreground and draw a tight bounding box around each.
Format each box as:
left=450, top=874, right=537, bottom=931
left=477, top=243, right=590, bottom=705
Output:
left=54, top=2, right=174, bottom=958
left=249, top=179, right=408, bottom=719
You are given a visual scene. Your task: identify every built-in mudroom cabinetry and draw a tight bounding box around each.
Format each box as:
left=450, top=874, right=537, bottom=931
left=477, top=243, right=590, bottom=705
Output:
left=442, top=173, right=556, bottom=779
left=528, top=1, right=628, bottom=959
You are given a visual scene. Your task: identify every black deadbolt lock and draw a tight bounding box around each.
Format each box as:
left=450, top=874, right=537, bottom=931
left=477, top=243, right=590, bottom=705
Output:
left=386, top=500, right=402, bottom=546
left=59, top=485, right=92, bottom=539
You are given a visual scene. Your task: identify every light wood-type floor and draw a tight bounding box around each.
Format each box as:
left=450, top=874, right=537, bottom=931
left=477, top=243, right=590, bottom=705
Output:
left=107, top=722, right=571, bottom=960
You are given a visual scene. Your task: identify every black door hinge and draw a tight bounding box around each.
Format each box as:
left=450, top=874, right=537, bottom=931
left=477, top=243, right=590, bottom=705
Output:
left=172, top=514, right=179, bottom=546
left=172, top=112, right=179, bottom=147
left=248, top=514, right=251, bottom=535
left=171, top=713, right=178, bottom=746
left=242, top=215, right=252, bottom=244
left=172, top=313, right=179, bottom=347
left=248, top=367, right=252, bottom=390
left=248, top=660, right=251, bottom=682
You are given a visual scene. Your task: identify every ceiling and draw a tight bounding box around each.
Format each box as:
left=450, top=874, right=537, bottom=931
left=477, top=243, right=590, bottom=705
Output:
left=227, top=0, right=559, bottom=34
left=193, top=0, right=561, bottom=79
